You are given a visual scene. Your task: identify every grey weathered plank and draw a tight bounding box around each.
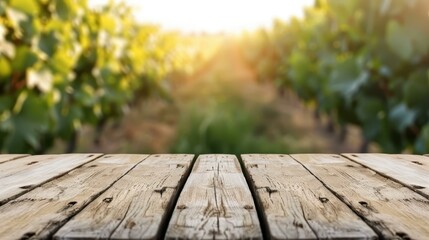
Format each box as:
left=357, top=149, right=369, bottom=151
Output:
left=242, top=154, right=376, bottom=239
left=343, top=154, right=429, bottom=198
left=293, top=154, right=429, bottom=239
left=166, top=154, right=262, bottom=239
left=0, top=154, right=28, bottom=164
left=55, top=154, right=194, bottom=240
left=0, top=154, right=101, bottom=205
left=0, top=154, right=148, bottom=239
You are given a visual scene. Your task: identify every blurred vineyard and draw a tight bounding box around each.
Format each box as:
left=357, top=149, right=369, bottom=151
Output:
left=0, top=0, right=219, bottom=153
left=1, top=0, right=428, bottom=154
left=241, top=0, right=429, bottom=153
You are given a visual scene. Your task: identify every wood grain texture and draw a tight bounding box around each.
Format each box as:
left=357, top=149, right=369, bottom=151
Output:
left=166, top=154, right=262, bottom=239
left=0, top=154, right=101, bottom=205
left=343, top=154, right=429, bottom=198
left=55, top=154, right=194, bottom=240
left=0, top=154, right=28, bottom=164
left=293, top=154, right=429, bottom=239
left=0, top=154, right=148, bottom=239
left=242, top=154, right=376, bottom=239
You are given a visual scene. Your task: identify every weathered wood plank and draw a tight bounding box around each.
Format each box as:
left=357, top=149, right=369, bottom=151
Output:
left=166, top=154, right=262, bottom=239
left=343, top=154, right=429, bottom=198
left=293, top=154, right=429, bottom=239
left=0, top=154, right=148, bottom=239
left=55, top=154, right=194, bottom=240
left=0, top=154, right=101, bottom=205
left=242, top=154, right=376, bottom=239
left=0, top=154, right=28, bottom=164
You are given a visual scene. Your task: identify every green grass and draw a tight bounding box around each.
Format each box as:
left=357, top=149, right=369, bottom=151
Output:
left=170, top=95, right=290, bottom=154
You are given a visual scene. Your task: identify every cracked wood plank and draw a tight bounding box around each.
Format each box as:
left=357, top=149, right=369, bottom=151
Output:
left=242, top=154, right=376, bottom=239
left=55, top=154, right=194, bottom=240
left=293, top=154, right=429, bottom=239
left=0, top=154, right=148, bottom=239
left=0, top=154, right=101, bottom=205
left=343, top=154, right=429, bottom=198
left=0, top=154, right=28, bottom=164
left=166, top=154, right=262, bottom=239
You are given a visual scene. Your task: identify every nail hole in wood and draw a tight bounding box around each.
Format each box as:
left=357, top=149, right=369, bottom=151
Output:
left=244, top=205, right=253, bottom=210
left=104, top=156, right=112, bottom=158
left=22, top=232, right=36, bottom=239
left=27, top=161, right=38, bottom=165
left=412, top=185, right=425, bottom=190
left=346, top=164, right=354, bottom=168
left=177, top=204, right=187, bottom=210
left=88, top=155, right=94, bottom=157
left=279, top=155, right=284, bottom=157
left=19, top=185, right=33, bottom=189
left=412, top=161, right=423, bottom=165
left=319, top=197, right=329, bottom=203
left=67, top=201, right=77, bottom=207
left=103, top=197, right=113, bottom=203
left=293, top=221, right=304, bottom=228
left=359, top=201, right=368, bottom=207
left=176, top=164, right=185, bottom=168
left=352, top=154, right=358, bottom=157
left=88, top=165, right=97, bottom=168
left=332, top=155, right=340, bottom=158
left=395, top=232, right=410, bottom=240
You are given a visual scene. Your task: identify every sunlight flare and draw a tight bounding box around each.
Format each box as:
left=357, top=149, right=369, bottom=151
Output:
left=89, top=0, right=314, bottom=33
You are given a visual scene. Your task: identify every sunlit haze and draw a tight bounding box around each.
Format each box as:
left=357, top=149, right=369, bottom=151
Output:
left=89, top=0, right=314, bottom=33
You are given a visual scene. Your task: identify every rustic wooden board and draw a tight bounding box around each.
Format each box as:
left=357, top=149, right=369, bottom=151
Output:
left=343, top=154, right=429, bottom=198
left=0, top=154, right=101, bottom=205
left=166, top=154, right=262, bottom=239
left=55, top=154, right=194, bottom=240
left=293, top=154, right=429, bottom=239
left=242, top=154, right=376, bottom=239
left=0, top=154, right=148, bottom=239
left=0, top=154, right=28, bottom=164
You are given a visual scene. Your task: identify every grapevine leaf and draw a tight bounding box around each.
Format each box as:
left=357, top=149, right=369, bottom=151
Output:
left=0, top=57, right=12, bottom=81
left=386, top=20, right=413, bottom=61
left=389, top=103, right=416, bottom=132
left=11, top=46, right=38, bottom=72
left=356, top=97, right=385, bottom=139
left=403, top=71, right=429, bottom=111
left=9, top=0, right=39, bottom=16
left=329, top=59, right=369, bottom=102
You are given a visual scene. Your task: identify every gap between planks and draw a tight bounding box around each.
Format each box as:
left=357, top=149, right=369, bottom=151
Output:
left=241, top=154, right=376, bottom=240
left=0, top=154, right=150, bottom=239
left=292, top=154, right=429, bottom=239
left=54, top=154, right=194, bottom=240
left=343, top=153, right=429, bottom=199
left=0, top=154, right=102, bottom=206
left=166, top=154, right=262, bottom=239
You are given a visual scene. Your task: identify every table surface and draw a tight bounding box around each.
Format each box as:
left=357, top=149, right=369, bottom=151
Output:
left=0, top=153, right=428, bottom=239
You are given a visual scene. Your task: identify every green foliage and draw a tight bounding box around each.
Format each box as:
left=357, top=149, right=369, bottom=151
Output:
left=0, top=0, right=180, bottom=153
left=171, top=101, right=288, bottom=155
left=242, top=0, right=429, bottom=153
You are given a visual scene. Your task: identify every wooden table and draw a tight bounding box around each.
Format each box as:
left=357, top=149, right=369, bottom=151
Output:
left=0, top=154, right=428, bottom=239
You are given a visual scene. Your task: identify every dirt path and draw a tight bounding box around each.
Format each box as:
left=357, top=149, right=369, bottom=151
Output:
left=60, top=40, right=363, bottom=154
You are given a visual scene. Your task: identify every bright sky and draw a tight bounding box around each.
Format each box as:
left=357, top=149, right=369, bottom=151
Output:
left=89, top=0, right=314, bottom=33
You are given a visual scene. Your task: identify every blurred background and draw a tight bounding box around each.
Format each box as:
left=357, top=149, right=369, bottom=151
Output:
left=0, top=0, right=428, bottom=154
